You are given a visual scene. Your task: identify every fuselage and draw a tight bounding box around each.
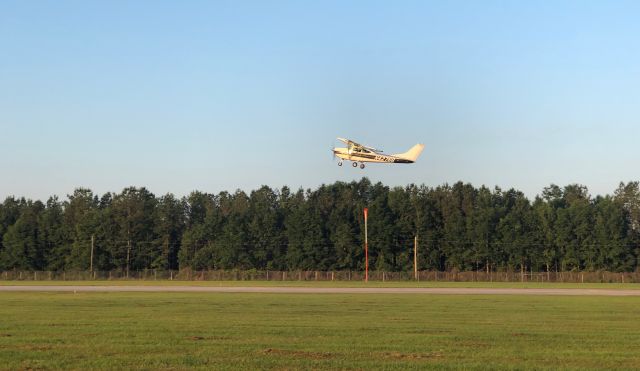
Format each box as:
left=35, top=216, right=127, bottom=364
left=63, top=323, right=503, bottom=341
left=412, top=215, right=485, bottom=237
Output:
left=333, top=147, right=413, bottom=164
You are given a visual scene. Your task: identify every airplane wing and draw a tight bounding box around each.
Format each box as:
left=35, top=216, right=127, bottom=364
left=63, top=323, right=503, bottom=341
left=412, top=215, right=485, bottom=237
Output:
left=337, top=137, right=382, bottom=152
left=337, top=137, right=358, bottom=146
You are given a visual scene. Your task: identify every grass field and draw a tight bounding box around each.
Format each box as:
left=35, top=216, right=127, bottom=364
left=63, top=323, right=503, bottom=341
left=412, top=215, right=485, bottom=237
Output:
left=1, top=291, right=639, bottom=369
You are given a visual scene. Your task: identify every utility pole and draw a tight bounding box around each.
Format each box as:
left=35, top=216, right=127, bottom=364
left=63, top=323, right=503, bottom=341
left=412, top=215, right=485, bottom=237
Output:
left=90, top=235, right=95, bottom=272
left=364, top=207, right=368, bottom=283
left=414, top=235, right=418, bottom=280
left=126, top=239, right=131, bottom=279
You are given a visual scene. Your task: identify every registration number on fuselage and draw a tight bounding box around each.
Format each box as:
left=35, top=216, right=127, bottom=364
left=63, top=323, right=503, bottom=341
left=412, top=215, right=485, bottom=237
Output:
left=375, top=155, right=395, bottom=163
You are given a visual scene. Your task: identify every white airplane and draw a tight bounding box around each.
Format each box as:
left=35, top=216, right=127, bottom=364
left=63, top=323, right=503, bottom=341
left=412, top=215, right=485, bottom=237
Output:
left=332, top=137, right=425, bottom=169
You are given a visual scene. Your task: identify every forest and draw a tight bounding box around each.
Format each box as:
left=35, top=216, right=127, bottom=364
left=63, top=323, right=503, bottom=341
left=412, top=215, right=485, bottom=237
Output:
left=1, top=178, right=640, bottom=273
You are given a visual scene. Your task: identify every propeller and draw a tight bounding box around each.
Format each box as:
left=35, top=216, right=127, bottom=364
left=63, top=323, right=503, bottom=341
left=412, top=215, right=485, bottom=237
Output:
left=331, top=141, right=338, bottom=162
left=331, top=140, right=343, bottom=166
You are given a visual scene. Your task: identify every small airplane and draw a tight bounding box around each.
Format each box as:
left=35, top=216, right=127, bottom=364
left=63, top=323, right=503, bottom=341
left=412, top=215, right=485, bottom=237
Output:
left=332, top=137, right=425, bottom=169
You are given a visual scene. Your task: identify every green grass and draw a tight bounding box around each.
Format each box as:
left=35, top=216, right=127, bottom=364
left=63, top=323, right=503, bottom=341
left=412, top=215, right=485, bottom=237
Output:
left=1, top=292, right=639, bottom=369
left=2, top=279, right=640, bottom=289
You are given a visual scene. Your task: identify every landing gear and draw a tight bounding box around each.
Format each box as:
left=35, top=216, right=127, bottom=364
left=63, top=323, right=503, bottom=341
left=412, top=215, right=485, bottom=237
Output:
left=338, top=161, right=343, bottom=166
left=360, top=163, right=365, bottom=169
left=352, top=162, right=358, bottom=168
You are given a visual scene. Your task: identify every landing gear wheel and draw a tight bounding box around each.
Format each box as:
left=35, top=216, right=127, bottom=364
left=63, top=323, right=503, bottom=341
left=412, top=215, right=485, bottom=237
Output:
left=360, top=163, right=365, bottom=169
left=352, top=162, right=358, bottom=168
left=338, top=161, right=343, bottom=166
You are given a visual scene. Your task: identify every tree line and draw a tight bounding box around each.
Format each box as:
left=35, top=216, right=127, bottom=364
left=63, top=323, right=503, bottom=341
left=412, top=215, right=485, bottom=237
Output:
left=1, top=178, right=640, bottom=273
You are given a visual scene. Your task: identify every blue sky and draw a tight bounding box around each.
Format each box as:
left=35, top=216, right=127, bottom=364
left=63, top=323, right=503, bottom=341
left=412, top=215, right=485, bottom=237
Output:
left=2, top=1, right=640, bottom=200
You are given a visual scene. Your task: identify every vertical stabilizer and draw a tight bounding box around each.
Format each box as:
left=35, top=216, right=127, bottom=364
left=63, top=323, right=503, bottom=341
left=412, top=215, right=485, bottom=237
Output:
left=393, top=144, right=425, bottom=162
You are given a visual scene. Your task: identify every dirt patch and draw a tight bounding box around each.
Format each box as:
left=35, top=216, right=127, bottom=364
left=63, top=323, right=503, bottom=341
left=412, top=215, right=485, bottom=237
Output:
left=382, top=351, right=444, bottom=360
left=262, top=348, right=334, bottom=360
left=20, top=359, right=47, bottom=371
left=187, top=335, right=230, bottom=341
left=18, top=344, right=54, bottom=351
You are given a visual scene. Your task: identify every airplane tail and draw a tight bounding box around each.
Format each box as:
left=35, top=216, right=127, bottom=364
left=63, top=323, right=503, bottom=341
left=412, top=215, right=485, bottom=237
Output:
left=393, top=144, right=425, bottom=162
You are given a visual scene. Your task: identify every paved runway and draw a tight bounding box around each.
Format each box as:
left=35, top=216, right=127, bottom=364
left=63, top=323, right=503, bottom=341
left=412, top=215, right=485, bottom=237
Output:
left=1, top=285, right=640, bottom=296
